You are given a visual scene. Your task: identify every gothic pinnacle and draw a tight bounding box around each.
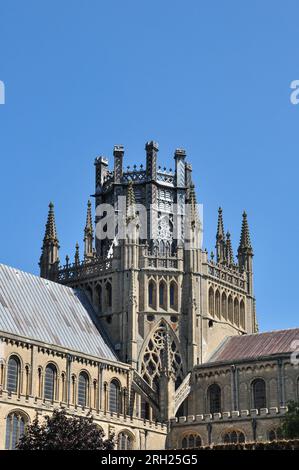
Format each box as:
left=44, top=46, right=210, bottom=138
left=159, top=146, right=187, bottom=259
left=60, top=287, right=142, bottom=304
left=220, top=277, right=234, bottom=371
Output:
left=43, top=201, right=58, bottom=242
left=74, top=242, right=80, bottom=265
left=216, top=207, right=225, bottom=241
left=216, top=207, right=226, bottom=264
left=84, top=200, right=93, bottom=235
left=238, top=211, right=253, bottom=253
left=226, top=231, right=234, bottom=266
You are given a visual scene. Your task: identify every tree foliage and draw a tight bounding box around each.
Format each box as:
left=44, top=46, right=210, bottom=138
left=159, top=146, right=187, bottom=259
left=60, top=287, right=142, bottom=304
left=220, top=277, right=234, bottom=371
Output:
left=18, top=408, right=115, bottom=450
left=281, top=401, right=299, bottom=439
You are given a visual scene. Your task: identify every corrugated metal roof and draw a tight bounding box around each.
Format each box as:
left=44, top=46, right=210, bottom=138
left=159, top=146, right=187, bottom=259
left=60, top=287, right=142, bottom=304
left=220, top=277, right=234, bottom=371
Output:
left=208, top=328, right=299, bottom=364
left=0, top=264, right=117, bottom=361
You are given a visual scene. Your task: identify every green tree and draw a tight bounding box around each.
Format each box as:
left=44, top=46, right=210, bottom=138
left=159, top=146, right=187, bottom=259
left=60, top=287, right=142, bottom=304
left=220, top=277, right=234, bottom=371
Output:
left=18, top=408, right=115, bottom=450
left=281, top=401, right=299, bottom=439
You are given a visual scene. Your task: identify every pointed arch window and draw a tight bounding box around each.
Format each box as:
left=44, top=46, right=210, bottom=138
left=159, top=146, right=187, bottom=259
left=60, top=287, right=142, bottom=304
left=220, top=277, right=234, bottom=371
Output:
left=159, top=281, right=166, bottom=309
left=170, top=281, right=177, bottom=309
left=148, top=280, right=156, bottom=309
left=118, top=432, right=132, bottom=450
left=44, top=364, right=57, bottom=401
left=228, top=295, right=233, bottom=323
left=105, top=282, right=112, bottom=308
left=208, top=287, right=214, bottom=317
left=252, top=378, right=266, bottom=410
left=234, top=298, right=240, bottom=326
left=240, top=300, right=245, bottom=329
left=208, top=383, right=221, bottom=414
left=96, top=284, right=102, bottom=313
left=5, top=411, right=28, bottom=450
left=215, top=290, right=220, bottom=318
left=78, top=372, right=89, bottom=407
left=182, top=434, right=202, bottom=449
left=221, top=292, right=227, bottom=319
left=7, top=356, right=20, bottom=394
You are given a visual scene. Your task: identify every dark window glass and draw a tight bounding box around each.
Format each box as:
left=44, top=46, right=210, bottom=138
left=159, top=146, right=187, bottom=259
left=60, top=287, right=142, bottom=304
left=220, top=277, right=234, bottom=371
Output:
left=78, top=373, right=88, bottom=407
left=44, top=364, right=56, bottom=401
left=170, top=284, right=175, bottom=307
left=253, top=379, right=266, bottom=409
left=118, top=433, right=132, bottom=450
left=208, top=384, right=221, bottom=414
left=7, top=357, right=19, bottom=393
left=109, top=380, right=120, bottom=413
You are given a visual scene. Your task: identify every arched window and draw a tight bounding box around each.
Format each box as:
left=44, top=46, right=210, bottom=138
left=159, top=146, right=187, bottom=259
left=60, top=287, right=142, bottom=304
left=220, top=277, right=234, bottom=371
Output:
left=44, top=364, right=57, bottom=401
left=223, top=431, right=245, bottom=444
left=228, top=295, right=233, bottom=323
left=5, top=411, right=28, bottom=449
left=170, top=281, right=177, bottom=309
left=159, top=281, right=166, bottom=309
left=208, top=383, right=221, bottom=414
left=148, top=280, right=156, bottom=309
left=252, top=378, right=266, bottom=410
left=234, top=298, right=240, bottom=326
left=96, top=284, right=102, bottom=313
left=7, top=356, right=20, bottom=394
left=208, top=287, right=214, bottom=317
left=78, top=372, right=89, bottom=407
left=181, top=434, right=202, bottom=449
left=109, top=379, right=121, bottom=414
left=105, top=282, right=112, bottom=308
left=221, top=292, right=227, bottom=319
left=118, top=432, right=133, bottom=450
left=240, top=300, right=245, bottom=329
left=215, top=290, right=220, bottom=318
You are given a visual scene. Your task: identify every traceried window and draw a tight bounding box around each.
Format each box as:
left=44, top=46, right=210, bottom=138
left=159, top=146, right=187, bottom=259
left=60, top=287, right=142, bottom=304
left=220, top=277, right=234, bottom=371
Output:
left=223, top=431, right=245, bottom=444
left=118, top=432, right=132, bottom=450
left=252, top=379, right=266, bottom=410
left=170, top=281, right=177, bottom=309
left=5, top=411, right=28, bottom=449
left=44, top=364, right=57, bottom=401
left=78, top=372, right=89, bottom=407
left=215, top=290, right=220, bottom=318
left=181, top=434, right=202, bottom=449
left=141, top=322, right=184, bottom=392
left=208, top=384, right=221, bottom=414
left=7, top=356, right=20, bottom=394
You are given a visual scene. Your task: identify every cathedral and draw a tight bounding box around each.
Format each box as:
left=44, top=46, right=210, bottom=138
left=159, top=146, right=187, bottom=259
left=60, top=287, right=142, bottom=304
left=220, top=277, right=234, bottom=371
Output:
left=0, top=142, right=298, bottom=450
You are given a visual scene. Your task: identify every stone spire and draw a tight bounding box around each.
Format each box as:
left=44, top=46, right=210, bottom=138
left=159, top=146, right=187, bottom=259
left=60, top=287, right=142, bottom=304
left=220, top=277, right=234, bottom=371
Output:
left=226, top=231, right=234, bottom=267
left=238, top=211, right=254, bottom=295
left=238, top=211, right=253, bottom=253
left=215, top=207, right=226, bottom=264
left=39, top=202, right=60, bottom=280
left=84, top=200, right=94, bottom=259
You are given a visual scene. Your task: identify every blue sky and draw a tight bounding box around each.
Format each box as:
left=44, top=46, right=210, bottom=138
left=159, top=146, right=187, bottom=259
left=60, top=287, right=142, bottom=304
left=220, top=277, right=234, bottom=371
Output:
left=0, top=1, right=298, bottom=332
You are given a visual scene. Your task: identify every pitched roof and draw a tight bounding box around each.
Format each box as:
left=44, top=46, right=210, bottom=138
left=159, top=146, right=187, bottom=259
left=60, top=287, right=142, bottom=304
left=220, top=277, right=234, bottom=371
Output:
left=0, top=264, right=117, bottom=361
left=207, top=328, right=299, bottom=364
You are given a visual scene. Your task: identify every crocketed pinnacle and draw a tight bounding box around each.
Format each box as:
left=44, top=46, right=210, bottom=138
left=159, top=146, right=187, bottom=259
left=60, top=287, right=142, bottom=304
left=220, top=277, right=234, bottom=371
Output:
left=216, top=207, right=225, bottom=241
left=43, top=202, right=58, bottom=243
left=84, top=200, right=93, bottom=236
left=226, top=231, right=234, bottom=266
left=238, top=211, right=253, bottom=252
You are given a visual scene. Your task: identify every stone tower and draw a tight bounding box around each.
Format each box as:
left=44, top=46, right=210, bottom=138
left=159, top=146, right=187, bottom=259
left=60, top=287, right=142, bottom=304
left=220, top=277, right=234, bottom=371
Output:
left=40, top=142, right=256, bottom=420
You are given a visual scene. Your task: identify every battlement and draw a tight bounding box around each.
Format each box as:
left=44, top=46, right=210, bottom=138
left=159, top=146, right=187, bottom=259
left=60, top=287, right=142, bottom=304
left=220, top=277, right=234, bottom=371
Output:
left=170, top=407, right=288, bottom=426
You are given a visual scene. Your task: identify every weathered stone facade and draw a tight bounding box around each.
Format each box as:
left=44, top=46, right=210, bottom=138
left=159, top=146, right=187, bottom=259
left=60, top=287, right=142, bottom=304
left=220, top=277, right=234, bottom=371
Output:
left=0, top=142, right=298, bottom=449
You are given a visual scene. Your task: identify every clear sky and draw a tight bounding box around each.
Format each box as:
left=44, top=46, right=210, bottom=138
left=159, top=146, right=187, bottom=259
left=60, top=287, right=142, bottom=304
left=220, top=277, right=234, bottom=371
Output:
left=0, top=1, right=298, bottom=332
